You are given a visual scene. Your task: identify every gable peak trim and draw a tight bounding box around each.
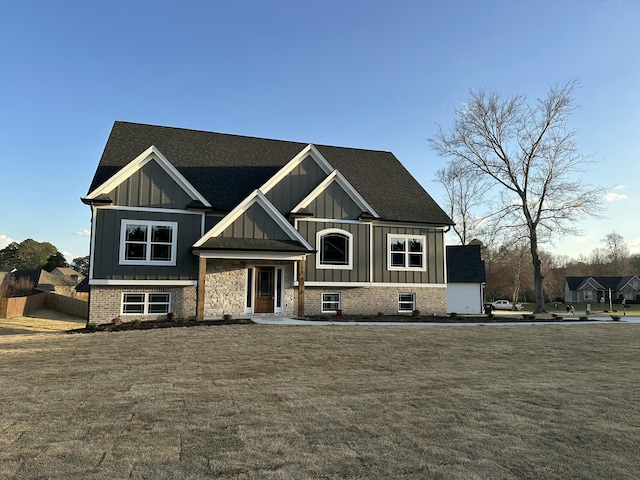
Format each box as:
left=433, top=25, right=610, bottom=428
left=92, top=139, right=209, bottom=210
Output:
left=85, top=145, right=210, bottom=206
left=291, top=169, right=379, bottom=217
left=259, top=144, right=334, bottom=195
left=193, top=189, right=313, bottom=250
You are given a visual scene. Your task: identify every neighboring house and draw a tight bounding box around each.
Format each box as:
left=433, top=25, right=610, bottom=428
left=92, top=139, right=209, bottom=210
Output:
left=82, top=121, right=453, bottom=323
left=565, top=276, right=640, bottom=303
left=446, top=245, right=486, bottom=314
left=9, top=269, right=77, bottom=292
left=51, top=267, right=83, bottom=284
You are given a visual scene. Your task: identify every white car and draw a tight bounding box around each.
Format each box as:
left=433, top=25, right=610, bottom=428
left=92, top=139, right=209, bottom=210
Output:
left=491, top=300, right=523, bottom=311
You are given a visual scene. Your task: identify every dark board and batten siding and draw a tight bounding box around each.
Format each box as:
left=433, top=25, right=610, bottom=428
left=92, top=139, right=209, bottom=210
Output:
left=306, top=182, right=363, bottom=220
left=265, top=156, right=328, bottom=214
left=220, top=203, right=290, bottom=240
left=108, top=160, right=194, bottom=209
left=297, top=221, right=370, bottom=283
left=298, top=221, right=445, bottom=284
left=92, top=209, right=201, bottom=280
left=372, top=225, right=445, bottom=284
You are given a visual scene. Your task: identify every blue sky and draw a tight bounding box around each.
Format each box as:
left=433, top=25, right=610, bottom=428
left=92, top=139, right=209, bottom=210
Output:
left=1, top=0, right=638, bottom=264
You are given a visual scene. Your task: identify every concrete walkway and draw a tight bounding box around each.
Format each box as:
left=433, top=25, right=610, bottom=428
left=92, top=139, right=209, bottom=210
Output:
left=249, top=314, right=640, bottom=327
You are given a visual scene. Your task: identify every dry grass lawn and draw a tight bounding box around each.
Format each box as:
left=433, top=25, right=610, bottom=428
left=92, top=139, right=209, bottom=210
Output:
left=0, top=323, right=638, bottom=479
left=0, top=308, right=86, bottom=335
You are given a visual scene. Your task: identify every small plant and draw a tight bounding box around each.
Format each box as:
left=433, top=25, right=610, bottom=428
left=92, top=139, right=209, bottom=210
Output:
left=579, top=316, right=588, bottom=321
left=222, top=313, right=232, bottom=321
left=377, top=312, right=384, bottom=316
left=111, top=316, right=122, bottom=326
left=321, top=313, right=332, bottom=320
left=131, top=319, right=141, bottom=326
left=411, top=309, right=421, bottom=317
left=522, top=314, right=536, bottom=320
left=610, top=315, right=620, bottom=321
left=449, top=312, right=458, bottom=318
left=86, top=322, right=97, bottom=330
left=335, top=309, right=343, bottom=318
left=166, top=312, right=177, bottom=321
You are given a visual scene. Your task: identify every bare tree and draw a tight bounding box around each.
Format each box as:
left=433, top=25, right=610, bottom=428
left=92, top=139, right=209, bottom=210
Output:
left=430, top=79, right=604, bottom=313
left=434, top=162, right=491, bottom=244
left=602, top=231, right=629, bottom=273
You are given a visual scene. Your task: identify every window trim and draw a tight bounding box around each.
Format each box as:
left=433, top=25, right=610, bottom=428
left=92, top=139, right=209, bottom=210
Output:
left=316, top=228, right=353, bottom=270
left=387, top=234, right=427, bottom=272
left=321, top=292, right=341, bottom=313
left=121, top=292, right=171, bottom=315
left=119, top=219, right=178, bottom=266
left=398, top=292, right=416, bottom=313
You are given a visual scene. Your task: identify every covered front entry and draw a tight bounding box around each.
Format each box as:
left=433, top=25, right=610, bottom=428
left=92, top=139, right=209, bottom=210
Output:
left=254, top=266, right=276, bottom=313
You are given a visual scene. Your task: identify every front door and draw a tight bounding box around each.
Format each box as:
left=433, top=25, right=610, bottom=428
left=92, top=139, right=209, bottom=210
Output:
left=255, top=267, right=275, bottom=313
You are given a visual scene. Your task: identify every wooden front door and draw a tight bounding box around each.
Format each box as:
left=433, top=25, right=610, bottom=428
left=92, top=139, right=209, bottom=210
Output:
left=255, top=267, right=275, bottom=313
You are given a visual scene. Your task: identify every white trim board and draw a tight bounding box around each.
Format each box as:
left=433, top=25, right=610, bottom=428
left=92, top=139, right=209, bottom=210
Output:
left=89, top=279, right=198, bottom=286
left=292, top=169, right=379, bottom=218
left=85, top=145, right=210, bottom=207
left=193, top=189, right=313, bottom=250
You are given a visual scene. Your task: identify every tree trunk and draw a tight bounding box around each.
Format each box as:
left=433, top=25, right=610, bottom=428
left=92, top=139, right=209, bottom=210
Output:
left=530, top=237, right=545, bottom=313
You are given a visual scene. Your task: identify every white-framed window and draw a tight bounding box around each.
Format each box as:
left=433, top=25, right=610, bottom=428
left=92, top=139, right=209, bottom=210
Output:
left=583, top=291, right=593, bottom=301
left=398, top=293, right=416, bottom=313
left=387, top=234, right=426, bottom=271
left=121, top=292, right=171, bottom=315
left=119, top=220, right=177, bottom=265
left=316, top=228, right=353, bottom=270
left=322, top=292, right=341, bottom=313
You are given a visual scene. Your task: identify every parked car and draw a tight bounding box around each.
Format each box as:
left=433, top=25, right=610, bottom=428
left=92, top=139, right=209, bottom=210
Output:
left=491, top=299, right=523, bottom=311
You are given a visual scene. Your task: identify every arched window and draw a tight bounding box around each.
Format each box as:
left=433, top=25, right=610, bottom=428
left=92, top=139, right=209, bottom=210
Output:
left=316, top=229, right=353, bottom=270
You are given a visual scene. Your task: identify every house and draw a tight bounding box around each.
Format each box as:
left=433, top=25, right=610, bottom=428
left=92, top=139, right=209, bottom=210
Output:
left=9, top=269, right=77, bottom=292
left=446, top=245, right=486, bottom=314
left=565, top=276, right=640, bottom=304
left=51, top=267, right=82, bottom=284
left=82, top=121, right=453, bottom=323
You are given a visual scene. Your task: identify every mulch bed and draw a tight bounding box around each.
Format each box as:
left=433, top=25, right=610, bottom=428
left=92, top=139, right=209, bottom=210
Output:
left=66, top=318, right=255, bottom=334
left=67, top=314, right=592, bottom=334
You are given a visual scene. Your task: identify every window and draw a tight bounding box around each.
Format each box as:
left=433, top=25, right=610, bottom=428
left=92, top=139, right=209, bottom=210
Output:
left=120, top=220, right=177, bottom=265
left=122, top=292, right=171, bottom=315
left=322, top=293, right=341, bottom=313
left=316, top=229, right=353, bottom=270
left=388, top=235, right=426, bottom=271
left=583, top=291, right=593, bottom=301
left=398, top=293, right=416, bottom=313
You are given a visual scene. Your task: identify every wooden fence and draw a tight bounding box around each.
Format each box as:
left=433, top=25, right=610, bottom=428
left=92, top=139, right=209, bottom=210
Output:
left=0, top=290, right=88, bottom=319
left=0, top=292, right=48, bottom=319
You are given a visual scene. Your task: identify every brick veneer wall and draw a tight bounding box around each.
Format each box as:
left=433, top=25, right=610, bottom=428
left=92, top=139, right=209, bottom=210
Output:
left=89, top=285, right=197, bottom=324
left=204, top=260, right=296, bottom=318
left=303, top=285, right=447, bottom=316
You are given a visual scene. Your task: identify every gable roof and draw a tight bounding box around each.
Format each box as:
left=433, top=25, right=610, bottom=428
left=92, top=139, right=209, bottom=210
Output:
left=565, top=276, right=640, bottom=291
left=89, top=121, right=453, bottom=225
left=446, top=245, right=486, bottom=283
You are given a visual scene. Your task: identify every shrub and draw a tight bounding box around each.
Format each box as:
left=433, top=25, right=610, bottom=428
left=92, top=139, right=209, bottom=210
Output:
left=86, top=322, right=97, bottom=330
left=111, top=316, right=122, bottom=326
left=449, top=312, right=458, bottom=318
left=131, top=319, right=141, bottom=326
left=335, top=309, right=343, bottom=318
left=0, top=277, right=34, bottom=298
left=579, top=316, right=589, bottom=321
left=611, top=315, right=620, bottom=321
left=166, top=312, right=177, bottom=321
left=411, top=309, right=421, bottom=317
left=223, top=313, right=232, bottom=321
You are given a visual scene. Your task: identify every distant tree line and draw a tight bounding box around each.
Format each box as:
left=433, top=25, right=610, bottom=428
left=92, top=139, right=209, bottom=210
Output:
left=480, top=231, right=639, bottom=304
left=0, top=239, right=89, bottom=276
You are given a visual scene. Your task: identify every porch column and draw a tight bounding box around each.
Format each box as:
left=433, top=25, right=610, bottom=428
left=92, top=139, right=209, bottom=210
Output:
left=197, top=256, right=206, bottom=320
left=297, top=259, right=305, bottom=318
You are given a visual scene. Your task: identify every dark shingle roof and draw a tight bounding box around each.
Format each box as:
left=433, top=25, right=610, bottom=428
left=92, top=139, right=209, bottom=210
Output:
left=89, top=122, right=453, bottom=225
left=446, top=245, right=486, bottom=283
left=193, top=238, right=313, bottom=253
left=566, top=276, right=637, bottom=291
